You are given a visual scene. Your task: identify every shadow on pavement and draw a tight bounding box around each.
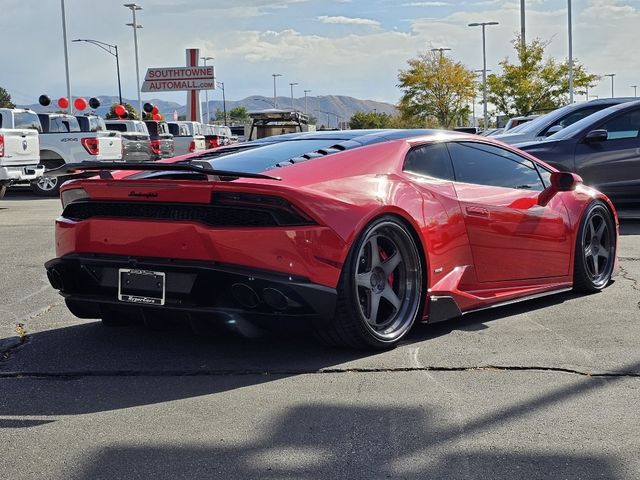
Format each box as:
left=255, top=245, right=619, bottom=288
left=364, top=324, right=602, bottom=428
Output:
left=620, top=219, right=640, bottom=236
left=67, top=404, right=622, bottom=479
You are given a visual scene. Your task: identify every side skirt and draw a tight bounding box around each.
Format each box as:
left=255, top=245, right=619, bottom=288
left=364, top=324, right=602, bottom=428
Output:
left=427, top=287, right=573, bottom=324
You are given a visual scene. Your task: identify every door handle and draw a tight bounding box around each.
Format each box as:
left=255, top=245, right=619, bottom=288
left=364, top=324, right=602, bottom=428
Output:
left=466, top=206, right=489, bottom=218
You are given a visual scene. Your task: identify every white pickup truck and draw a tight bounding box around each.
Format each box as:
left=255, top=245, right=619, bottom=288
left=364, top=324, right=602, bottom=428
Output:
left=33, top=113, right=122, bottom=196
left=167, top=121, right=206, bottom=155
left=0, top=108, right=43, bottom=199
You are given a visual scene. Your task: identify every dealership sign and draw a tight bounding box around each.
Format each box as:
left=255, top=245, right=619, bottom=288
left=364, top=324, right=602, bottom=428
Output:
left=141, top=66, right=216, bottom=92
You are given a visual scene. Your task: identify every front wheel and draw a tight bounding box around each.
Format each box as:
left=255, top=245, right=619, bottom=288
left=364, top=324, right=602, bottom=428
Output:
left=316, top=216, right=424, bottom=350
left=573, top=201, right=616, bottom=292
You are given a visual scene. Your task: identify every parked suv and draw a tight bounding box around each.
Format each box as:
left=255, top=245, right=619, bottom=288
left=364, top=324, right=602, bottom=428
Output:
left=167, top=121, right=206, bottom=155
left=144, top=120, right=174, bottom=160
left=105, top=120, right=152, bottom=162
left=493, top=98, right=637, bottom=145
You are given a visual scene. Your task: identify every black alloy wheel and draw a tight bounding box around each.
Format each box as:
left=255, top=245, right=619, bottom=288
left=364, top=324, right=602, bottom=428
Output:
left=573, top=201, right=616, bottom=292
left=316, top=216, right=424, bottom=349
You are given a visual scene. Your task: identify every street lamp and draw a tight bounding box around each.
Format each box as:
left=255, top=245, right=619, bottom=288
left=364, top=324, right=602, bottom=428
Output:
left=605, top=73, right=616, bottom=97
left=124, top=3, right=143, bottom=118
left=217, top=81, right=226, bottom=126
left=272, top=73, right=282, bottom=108
left=73, top=39, right=122, bottom=105
left=430, top=47, right=451, bottom=60
left=201, top=56, right=214, bottom=123
left=473, top=69, right=490, bottom=128
left=468, top=21, right=499, bottom=130
left=632, top=85, right=638, bottom=97
left=289, top=82, right=298, bottom=111
left=303, top=89, right=311, bottom=115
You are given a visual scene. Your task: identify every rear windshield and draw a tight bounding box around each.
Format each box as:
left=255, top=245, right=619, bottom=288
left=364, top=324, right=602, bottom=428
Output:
left=14, top=111, right=42, bottom=132
left=106, top=123, right=127, bottom=132
left=208, top=138, right=357, bottom=173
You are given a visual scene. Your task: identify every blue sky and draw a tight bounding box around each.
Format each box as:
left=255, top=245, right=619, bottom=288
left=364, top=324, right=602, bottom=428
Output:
left=2, top=0, right=639, bottom=110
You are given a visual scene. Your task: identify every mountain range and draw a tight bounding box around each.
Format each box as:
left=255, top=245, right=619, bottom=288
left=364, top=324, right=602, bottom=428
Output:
left=20, top=95, right=398, bottom=128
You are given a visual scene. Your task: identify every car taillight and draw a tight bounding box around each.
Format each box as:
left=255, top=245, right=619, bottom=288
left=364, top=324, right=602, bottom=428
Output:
left=81, top=137, right=99, bottom=155
left=150, top=139, right=161, bottom=155
left=208, top=137, right=219, bottom=149
left=0, top=135, right=4, bottom=157
left=189, top=140, right=196, bottom=153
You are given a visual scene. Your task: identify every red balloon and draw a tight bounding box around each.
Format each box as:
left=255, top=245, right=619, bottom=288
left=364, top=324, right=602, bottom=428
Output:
left=114, top=104, right=126, bottom=117
left=74, top=97, right=88, bottom=111
left=151, top=106, right=159, bottom=115
left=152, top=113, right=161, bottom=121
left=57, top=97, right=69, bottom=109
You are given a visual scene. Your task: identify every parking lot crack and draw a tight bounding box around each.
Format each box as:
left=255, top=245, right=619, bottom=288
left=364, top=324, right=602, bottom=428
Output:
left=0, top=364, right=639, bottom=379
left=618, top=265, right=640, bottom=296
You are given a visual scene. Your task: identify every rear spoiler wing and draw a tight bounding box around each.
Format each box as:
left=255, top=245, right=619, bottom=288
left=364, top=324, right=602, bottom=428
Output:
left=45, top=161, right=281, bottom=181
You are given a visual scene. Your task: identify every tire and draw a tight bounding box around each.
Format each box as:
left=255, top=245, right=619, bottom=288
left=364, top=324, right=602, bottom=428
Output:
left=31, top=175, right=63, bottom=197
left=0, top=184, right=6, bottom=199
left=573, top=201, right=616, bottom=292
left=315, top=215, right=424, bottom=350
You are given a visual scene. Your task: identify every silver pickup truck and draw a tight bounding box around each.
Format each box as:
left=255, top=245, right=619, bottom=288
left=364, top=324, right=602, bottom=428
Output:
left=144, top=120, right=174, bottom=160
left=105, top=120, right=152, bottom=162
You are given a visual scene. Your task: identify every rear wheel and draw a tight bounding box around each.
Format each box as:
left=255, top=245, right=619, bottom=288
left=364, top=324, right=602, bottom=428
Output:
left=573, top=201, right=616, bottom=292
left=31, top=176, right=62, bottom=197
left=316, top=216, right=424, bottom=349
left=0, top=184, right=7, bottom=199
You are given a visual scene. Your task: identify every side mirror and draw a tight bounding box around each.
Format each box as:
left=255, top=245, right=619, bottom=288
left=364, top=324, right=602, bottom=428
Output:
left=545, top=125, right=562, bottom=136
left=584, top=129, right=608, bottom=143
left=538, top=171, right=583, bottom=206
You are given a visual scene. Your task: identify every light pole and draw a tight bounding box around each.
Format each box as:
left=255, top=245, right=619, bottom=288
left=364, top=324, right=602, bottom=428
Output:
left=124, top=3, right=143, bottom=118
left=567, top=0, right=574, bottom=103
left=60, top=0, right=72, bottom=113
left=430, top=47, right=451, bottom=60
left=468, top=21, right=499, bottom=130
left=201, top=56, right=214, bottom=123
left=289, top=82, right=298, bottom=111
left=632, top=85, right=638, bottom=97
left=272, top=73, right=282, bottom=108
left=605, top=73, right=616, bottom=97
left=217, top=81, right=226, bottom=126
left=520, top=0, right=526, bottom=49
left=304, top=89, right=311, bottom=116
left=73, top=39, right=122, bottom=105
left=473, top=69, right=490, bottom=128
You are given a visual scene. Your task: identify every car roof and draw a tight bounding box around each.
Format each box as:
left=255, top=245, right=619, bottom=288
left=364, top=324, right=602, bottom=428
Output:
left=547, top=99, right=640, bottom=140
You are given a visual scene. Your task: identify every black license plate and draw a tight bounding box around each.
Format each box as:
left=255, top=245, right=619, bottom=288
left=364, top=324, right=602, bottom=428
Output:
left=118, top=269, right=165, bottom=306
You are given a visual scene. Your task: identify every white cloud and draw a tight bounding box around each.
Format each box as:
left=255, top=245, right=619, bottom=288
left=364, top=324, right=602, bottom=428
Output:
left=401, top=2, right=452, bottom=6
left=317, top=15, right=381, bottom=27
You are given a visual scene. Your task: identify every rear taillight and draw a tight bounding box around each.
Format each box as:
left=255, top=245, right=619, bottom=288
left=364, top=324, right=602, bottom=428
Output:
left=208, top=137, right=219, bottom=149
left=81, top=137, right=99, bottom=155
left=189, top=140, right=196, bottom=153
left=0, top=135, right=4, bottom=157
left=150, top=139, right=161, bottom=155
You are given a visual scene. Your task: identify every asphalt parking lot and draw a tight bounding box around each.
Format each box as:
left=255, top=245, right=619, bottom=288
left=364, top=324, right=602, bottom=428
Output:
left=1, top=190, right=639, bottom=479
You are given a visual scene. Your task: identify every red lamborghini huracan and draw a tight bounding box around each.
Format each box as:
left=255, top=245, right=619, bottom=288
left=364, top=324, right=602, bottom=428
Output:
left=45, top=130, right=618, bottom=349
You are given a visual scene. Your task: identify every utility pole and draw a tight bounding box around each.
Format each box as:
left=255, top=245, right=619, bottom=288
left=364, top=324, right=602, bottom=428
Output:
left=60, top=0, right=72, bottom=113
left=272, top=73, right=282, bottom=108
left=304, top=89, right=311, bottom=115
left=468, top=21, right=499, bottom=130
left=124, top=3, right=144, bottom=118
left=430, top=47, right=451, bottom=60
left=289, top=82, right=298, bottom=111
left=520, top=0, right=526, bottom=49
left=201, top=56, right=214, bottom=123
left=568, top=0, right=574, bottom=103
left=632, top=85, right=638, bottom=97
left=605, top=74, right=616, bottom=97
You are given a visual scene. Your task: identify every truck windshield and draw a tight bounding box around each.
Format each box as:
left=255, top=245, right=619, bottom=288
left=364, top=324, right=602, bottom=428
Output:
left=14, top=112, right=42, bottom=132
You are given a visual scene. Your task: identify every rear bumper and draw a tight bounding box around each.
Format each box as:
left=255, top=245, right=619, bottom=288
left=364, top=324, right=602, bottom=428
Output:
left=0, top=164, right=44, bottom=183
left=45, top=254, right=337, bottom=325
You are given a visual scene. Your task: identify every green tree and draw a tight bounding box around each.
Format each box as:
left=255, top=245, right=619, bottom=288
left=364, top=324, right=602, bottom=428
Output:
left=398, top=51, right=475, bottom=128
left=487, top=36, right=599, bottom=116
left=105, top=102, right=139, bottom=120
left=0, top=87, right=15, bottom=108
left=349, top=111, right=393, bottom=129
